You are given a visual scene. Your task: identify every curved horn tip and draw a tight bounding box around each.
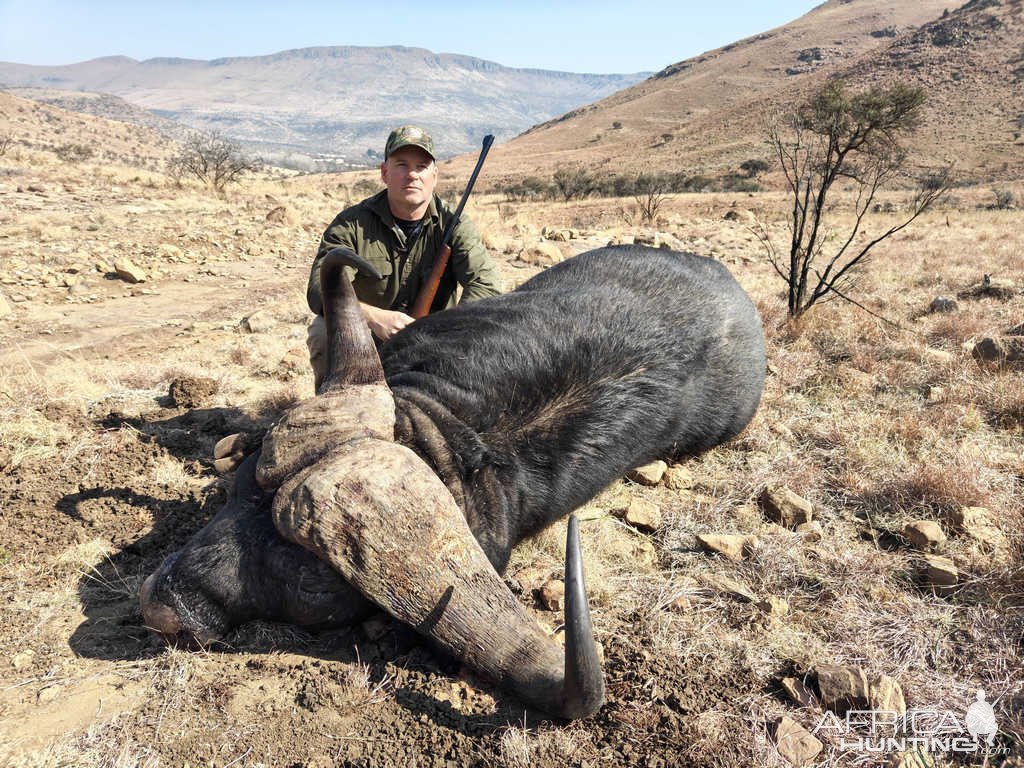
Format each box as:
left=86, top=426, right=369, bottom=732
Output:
left=561, top=513, right=605, bottom=718
left=323, top=246, right=383, bottom=281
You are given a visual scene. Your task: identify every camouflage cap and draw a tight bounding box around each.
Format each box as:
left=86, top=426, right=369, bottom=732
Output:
left=384, top=125, right=435, bottom=160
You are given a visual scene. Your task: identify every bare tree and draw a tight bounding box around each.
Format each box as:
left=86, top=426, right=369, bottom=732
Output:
left=633, top=171, right=669, bottom=223
left=167, top=132, right=261, bottom=192
left=756, top=79, right=952, bottom=318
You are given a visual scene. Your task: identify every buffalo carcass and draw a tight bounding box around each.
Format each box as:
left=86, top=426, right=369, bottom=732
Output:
left=140, top=244, right=766, bottom=719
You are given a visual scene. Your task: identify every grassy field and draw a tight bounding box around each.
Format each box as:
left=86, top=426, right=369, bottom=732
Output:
left=0, top=138, right=1021, bottom=767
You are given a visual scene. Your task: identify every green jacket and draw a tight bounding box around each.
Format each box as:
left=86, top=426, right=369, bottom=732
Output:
left=307, top=190, right=500, bottom=316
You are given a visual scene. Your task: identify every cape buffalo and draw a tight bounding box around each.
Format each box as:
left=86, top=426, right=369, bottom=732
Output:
left=140, top=244, right=766, bottom=719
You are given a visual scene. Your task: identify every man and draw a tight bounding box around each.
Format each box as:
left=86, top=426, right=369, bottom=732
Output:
left=306, top=125, right=501, bottom=390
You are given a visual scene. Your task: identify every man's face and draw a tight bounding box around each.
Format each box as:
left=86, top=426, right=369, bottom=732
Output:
left=380, top=146, right=438, bottom=219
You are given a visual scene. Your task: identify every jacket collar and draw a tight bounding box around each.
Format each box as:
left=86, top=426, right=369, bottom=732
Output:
left=369, top=190, right=441, bottom=227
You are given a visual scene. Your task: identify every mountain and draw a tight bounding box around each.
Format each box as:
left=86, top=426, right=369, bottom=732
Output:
left=456, top=0, right=1022, bottom=185
left=0, top=47, right=648, bottom=168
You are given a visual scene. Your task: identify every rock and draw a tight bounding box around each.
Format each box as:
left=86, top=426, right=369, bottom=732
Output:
left=903, top=520, right=946, bottom=551
left=923, top=555, right=958, bottom=593
left=663, top=465, right=694, bottom=490
left=815, top=664, right=870, bottom=714
left=946, top=506, right=1007, bottom=552
left=634, top=232, right=661, bottom=247
left=922, top=347, right=955, bottom=364
left=168, top=376, right=218, bottom=409
left=696, top=533, right=758, bottom=561
left=870, top=675, right=906, bottom=715
left=774, top=716, right=823, bottom=766
left=518, top=240, right=563, bottom=267
left=538, top=578, right=565, bottom=611
left=280, top=346, right=308, bottom=372
left=756, top=596, right=789, bottom=618
left=11, top=650, right=35, bottom=670
left=666, top=595, right=692, bottom=613
left=623, top=498, right=661, bottom=532
left=780, top=677, right=819, bottom=709
left=0, top=293, right=11, bottom=318
left=113, top=258, right=147, bottom=283
left=241, top=310, right=275, bottom=334
left=795, top=521, right=824, bottom=542
left=699, top=573, right=756, bottom=602
left=928, top=296, right=958, bottom=313
left=760, top=486, right=813, bottom=528
left=627, top=460, right=668, bottom=486
left=972, top=336, right=1024, bottom=368
left=511, top=566, right=548, bottom=596
left=265, top=205, right=287, bottom=223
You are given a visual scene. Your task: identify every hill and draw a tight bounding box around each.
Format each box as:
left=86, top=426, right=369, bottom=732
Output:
left=454, top=0, right=1022, bottom=186
left=0, top=46, right=648, bottom=168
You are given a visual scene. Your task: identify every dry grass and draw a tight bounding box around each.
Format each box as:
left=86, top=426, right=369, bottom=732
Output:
left=1, top=124, right=1022, bottom=765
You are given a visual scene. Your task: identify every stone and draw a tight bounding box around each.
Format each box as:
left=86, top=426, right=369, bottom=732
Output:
left=795, top=521, right=824, bottom=542
left=958, top=276, right=1016, bottom=301
left=972, top=336, right=1024, bottom=368
left=928, top=296, right=958, bottom=313
left=663, top=465, right=694, bottom=490
left=113, top=258, right=147, bottom=283
left=696, top=533, right=758, bottom=561
left=511, top=566, right=548, bottom=596
left=241, top=310, right=275, bottom=334
left=756, top=596, right=789, bottom=618
left=626, top=460, right=668, bottom=486
left=666, top=595, right=692, bottom=613
left=168, top=376, right=218, bottom=409
left=922, top=347, right=955, bottom=364
left=11, top=649, right=35, bottom=670
left=0, top=293, right=11, bottom=318
left=815, top=664, right=870, bottom=714
left=760, top=486, right=813, bottom=528
left=518, top=240, right=563, bottom=267
left=923, top=555, right=958, bottom=593
left=780, top=677, right=819, bottom=709
left=774, top=715, right=823, bottom=766
left=280, top=346, right=308, bottom=372
left=870, top=675, right=906, bottom=715
left=903, top=520, right=946, bottom=551
left=946, top=506, right=1007, bottom=552
left=538, top=578, right=565, bottom=611
left=623, top=498, right=661, bottom=533
left=265, top=205, right=287, bottom=223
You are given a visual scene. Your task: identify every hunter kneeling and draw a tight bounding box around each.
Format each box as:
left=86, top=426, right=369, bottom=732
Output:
left=306, top=125, right=501, bottom=391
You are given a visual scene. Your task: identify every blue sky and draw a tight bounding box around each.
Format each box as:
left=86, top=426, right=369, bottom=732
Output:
left=0, top=1, right=821, bottom=73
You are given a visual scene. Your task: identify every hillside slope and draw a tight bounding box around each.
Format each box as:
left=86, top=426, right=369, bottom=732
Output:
left=460, top=0, right=1022, bottom=185
left=0, top=46, right=647, bottom=165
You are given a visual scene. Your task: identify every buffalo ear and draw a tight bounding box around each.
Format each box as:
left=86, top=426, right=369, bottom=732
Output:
left=271, top=438, right=603, bottom=719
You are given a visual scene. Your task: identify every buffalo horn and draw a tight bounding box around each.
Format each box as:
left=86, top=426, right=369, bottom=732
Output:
left=319, top=247, right=386, bottom=391
left=271, top=439, right=605, bottom=719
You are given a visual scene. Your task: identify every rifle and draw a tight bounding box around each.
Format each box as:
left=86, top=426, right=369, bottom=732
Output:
left=408, top=134, right=495, bottom=319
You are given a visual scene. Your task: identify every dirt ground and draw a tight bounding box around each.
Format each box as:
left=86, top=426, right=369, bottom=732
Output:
left=1, top=133, right=1023, bottom=767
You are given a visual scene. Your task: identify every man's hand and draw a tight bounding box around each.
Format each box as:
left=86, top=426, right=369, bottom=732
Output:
left=360, top=303, right=415, bottom=340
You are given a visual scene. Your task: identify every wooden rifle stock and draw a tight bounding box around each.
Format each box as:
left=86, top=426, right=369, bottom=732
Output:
left=409, top=134, right=494, bottom=319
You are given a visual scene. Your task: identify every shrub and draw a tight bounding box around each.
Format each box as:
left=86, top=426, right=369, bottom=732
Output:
left=166, top=132, right=261, bottom=192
